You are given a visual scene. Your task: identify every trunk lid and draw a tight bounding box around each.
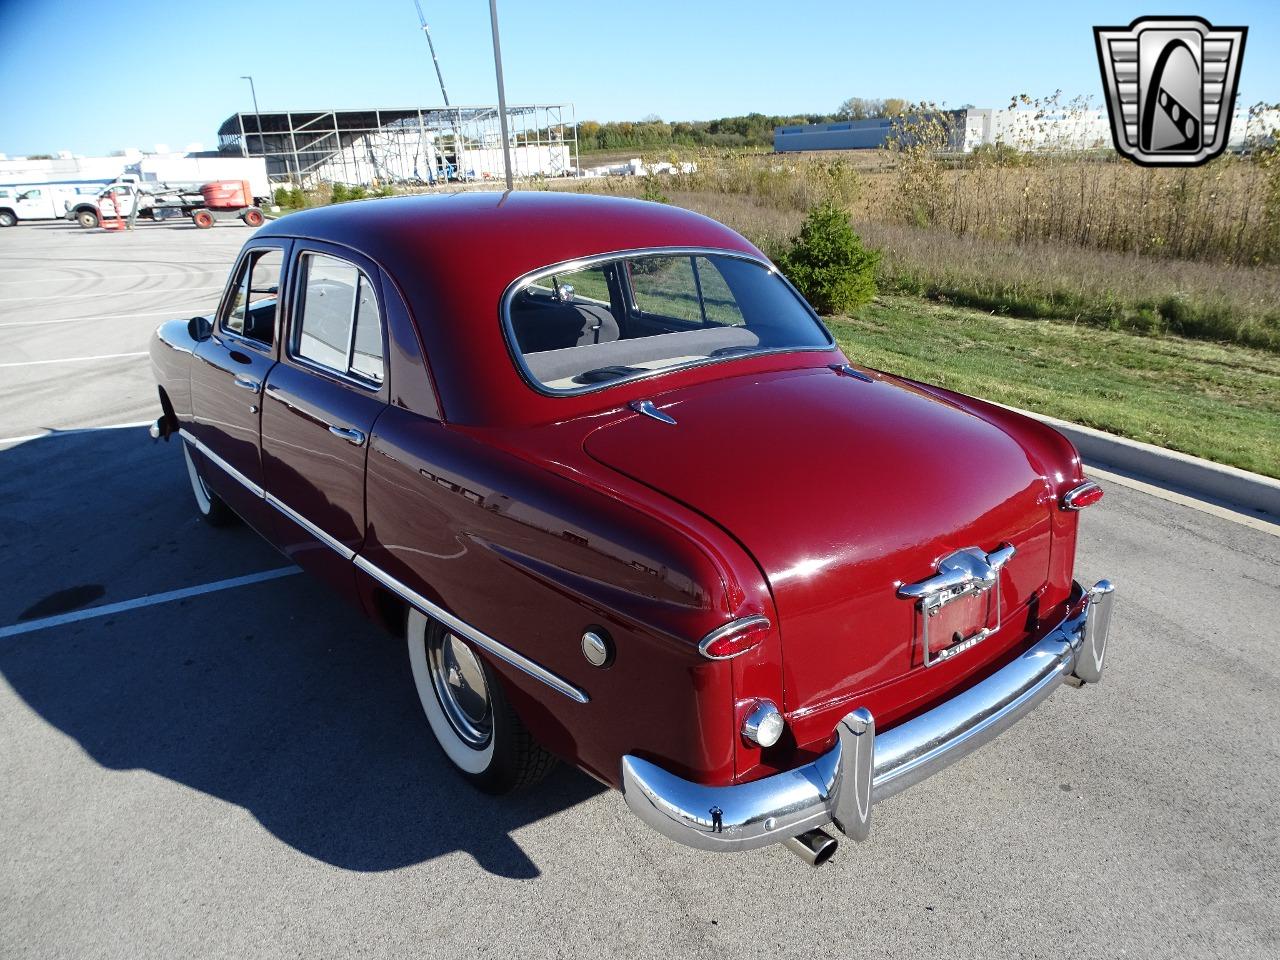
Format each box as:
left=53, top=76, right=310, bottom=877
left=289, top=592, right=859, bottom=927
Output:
left=583, top=366, right=1053, bottom=715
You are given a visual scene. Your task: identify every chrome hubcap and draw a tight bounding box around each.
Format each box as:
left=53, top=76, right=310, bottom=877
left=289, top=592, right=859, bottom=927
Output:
left=427, top=631, right=492, bottom=749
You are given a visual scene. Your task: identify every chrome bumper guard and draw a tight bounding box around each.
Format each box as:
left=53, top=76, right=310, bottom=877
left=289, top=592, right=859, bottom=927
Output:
left=621, top=579, right=1115, bottom=851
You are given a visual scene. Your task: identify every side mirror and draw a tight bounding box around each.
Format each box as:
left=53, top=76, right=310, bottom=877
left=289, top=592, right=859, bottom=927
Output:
left=188, top=315, right=213, bottom=341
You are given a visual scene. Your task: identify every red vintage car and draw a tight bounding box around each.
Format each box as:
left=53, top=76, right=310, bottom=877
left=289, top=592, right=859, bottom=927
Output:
left=149, top=192, right=1113, bottom=866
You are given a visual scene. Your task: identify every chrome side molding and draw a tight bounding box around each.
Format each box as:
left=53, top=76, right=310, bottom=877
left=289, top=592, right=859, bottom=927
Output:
left=176, top=428, right=589, bottom=705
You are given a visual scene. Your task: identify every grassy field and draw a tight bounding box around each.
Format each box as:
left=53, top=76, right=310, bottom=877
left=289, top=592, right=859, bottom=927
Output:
left=834, top=296, right=1280, bottom=479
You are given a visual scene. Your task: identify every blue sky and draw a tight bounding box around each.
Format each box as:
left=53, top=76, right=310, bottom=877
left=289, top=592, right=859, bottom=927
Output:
left=1, top=0, right=1276, bottom=156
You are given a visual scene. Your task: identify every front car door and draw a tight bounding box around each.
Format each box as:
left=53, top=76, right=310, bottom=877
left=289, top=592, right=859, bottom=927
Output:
left=261, top=242, right=388, bottom=592
left=189, top=241, right=289, bottom=534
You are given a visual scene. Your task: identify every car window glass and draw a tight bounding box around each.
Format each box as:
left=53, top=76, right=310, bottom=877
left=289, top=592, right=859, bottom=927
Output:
left=350, top=275, right=385, bottom=383
left=225, top=248, right=282, bottom=346
left=507, top=252, right=830, bottom=392
left=628, top=256, right=702, bottom=324
left=295, top=252, right=384, bottom=385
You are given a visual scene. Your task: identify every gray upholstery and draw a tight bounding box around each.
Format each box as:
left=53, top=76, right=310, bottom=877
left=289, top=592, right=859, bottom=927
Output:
left=523, top=325, right=760, bottom=384
left=511, top=296, right=621, bottom=353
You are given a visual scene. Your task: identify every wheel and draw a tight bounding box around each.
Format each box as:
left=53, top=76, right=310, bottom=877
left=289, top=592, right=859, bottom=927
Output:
left=76, top=208, right=100, bottom=228
left=181, top=439, right=235, bottom=526
left=192, top=210, right=215, bottom=229
left=241, top=207, right=265, bottom=227
left=407, top=608, right=555, bottom=793
left=0, top=210, right=15, bottom=227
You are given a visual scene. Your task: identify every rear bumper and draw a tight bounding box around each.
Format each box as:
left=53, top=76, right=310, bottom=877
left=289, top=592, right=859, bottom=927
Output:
left=621, top=579, right=1115, bottom=851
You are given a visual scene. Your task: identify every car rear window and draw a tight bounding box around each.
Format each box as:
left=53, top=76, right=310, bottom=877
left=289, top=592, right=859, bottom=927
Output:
left=504, top=251, right=832, bottom=393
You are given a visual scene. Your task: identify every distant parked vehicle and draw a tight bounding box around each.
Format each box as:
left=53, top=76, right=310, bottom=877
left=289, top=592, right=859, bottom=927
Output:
left=65, top=180, right=267, bottom=229
left=0, top=184, right=97, bottom=226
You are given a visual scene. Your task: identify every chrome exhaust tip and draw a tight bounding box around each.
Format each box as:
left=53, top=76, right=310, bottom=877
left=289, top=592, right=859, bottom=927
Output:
left=782, top=828, right=838, bottom=867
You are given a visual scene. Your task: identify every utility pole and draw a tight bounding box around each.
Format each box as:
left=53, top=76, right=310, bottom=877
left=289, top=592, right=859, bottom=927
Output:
left=240, top=76, right=261, bottom=155
left=489, top=0, right=514, bottom=190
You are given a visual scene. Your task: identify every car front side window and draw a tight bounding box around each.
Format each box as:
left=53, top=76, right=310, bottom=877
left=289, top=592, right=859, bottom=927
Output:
left=223, top=248, right=282, bottom=347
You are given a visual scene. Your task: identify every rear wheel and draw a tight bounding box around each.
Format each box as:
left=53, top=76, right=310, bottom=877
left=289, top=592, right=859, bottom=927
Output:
left=0, top=211, right=16, bottom=227
left=406, top=608, right=555, bottom=793
left=76, top=208, right=99, bottom=228
left=241, top=207, right=265, bottom=227
left=191, top=209, right=215, bottom=229
left=182, top=439, right=235, bottom=526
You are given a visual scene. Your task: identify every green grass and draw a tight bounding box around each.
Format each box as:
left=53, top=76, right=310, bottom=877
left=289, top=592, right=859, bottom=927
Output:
left=831, top=295, right=1280, bottom=479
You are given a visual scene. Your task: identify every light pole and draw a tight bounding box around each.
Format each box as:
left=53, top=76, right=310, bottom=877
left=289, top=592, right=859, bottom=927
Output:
left=241, top=76, right=261, bottom=156
left=488, top=0, right=514, bottom=191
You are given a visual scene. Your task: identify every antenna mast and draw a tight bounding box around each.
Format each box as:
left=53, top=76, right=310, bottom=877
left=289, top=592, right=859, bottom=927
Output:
left=413, top=0, right=451, bottom=106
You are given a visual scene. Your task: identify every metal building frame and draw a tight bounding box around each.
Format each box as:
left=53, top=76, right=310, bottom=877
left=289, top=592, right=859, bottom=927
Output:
left=217, top=104, right=579, bottom=186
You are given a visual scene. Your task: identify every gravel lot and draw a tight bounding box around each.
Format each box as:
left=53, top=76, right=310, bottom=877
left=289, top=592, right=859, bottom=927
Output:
left=1, top=220, right=1278, bottom=959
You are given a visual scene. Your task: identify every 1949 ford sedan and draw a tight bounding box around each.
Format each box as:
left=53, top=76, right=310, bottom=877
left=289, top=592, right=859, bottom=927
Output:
left=150, top=192, right=1114, bottom=866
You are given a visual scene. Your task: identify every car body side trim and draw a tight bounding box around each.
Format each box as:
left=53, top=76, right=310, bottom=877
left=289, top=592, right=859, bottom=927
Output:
left=178, top=428, right=588, bottom=704
left=265, top=491, right=357, bottom=561
left=352, top=555, right=591, bottom=704
left=179, top=428, right=264, bottom=498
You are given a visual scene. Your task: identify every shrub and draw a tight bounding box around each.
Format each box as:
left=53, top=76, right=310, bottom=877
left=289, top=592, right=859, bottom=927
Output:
left=273, top=186, right=290, bottom=207
left=347, top=185, right=368, bottom=201
left=330, top=183, right=349, bottom=203
left=287, top=187, right=306, bottom=208
left=640, top=180, right=670, bottom=204
left=778, top=201, right=880, bottom=314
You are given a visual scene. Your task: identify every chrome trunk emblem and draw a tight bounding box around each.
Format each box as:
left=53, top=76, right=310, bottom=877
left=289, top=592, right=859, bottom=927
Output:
left=897, top=544, right=1015, bottom=667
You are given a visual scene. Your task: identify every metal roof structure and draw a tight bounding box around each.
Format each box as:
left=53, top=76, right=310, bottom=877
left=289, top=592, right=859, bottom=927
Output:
left=217, top=104, right=577, bottom=186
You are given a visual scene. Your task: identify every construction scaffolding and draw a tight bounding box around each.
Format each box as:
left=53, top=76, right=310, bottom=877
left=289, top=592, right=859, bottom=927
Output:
left=216, top=104, right=578, bottom=186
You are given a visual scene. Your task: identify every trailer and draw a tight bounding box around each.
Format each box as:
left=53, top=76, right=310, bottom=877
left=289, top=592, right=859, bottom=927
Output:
left=66, top=180, right=266, bottom=229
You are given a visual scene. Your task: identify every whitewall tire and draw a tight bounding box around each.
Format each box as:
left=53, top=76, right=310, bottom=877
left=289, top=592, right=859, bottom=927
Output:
left=406, top=607, right=555, bottom=793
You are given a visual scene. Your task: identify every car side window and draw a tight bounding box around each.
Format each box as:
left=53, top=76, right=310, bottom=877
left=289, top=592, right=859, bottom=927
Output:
left=223, top=248, right=282, bottom=346
left=294, top=252, right=384, bottom=385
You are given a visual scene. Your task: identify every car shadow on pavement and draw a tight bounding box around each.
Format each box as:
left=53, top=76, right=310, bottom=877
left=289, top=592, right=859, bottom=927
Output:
left=0, top=426, right=605, bottom=880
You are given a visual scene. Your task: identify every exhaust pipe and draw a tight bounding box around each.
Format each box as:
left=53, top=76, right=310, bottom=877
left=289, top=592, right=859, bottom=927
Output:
left=783, top=828, right=838, bottom=867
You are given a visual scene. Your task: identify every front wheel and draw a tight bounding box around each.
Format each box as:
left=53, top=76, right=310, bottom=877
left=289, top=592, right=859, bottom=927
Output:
left=241, top=207, right=265, bottom=227
left=191, top=209, right=215, bottom=229
left=406, top=608, right=555, bottom=793
left=182, top=439, right=235, bottom=526
left=0, top=211, right=16, bottom=227
left=76, top=208, right=99, bottom=228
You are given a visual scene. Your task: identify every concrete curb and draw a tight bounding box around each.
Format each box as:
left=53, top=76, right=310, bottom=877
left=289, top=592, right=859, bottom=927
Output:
left=1004, top=405, right=1280, bottom=522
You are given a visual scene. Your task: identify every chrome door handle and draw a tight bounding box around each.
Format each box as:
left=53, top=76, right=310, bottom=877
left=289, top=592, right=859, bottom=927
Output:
left=328, top=425, right=366, bottom=446
left=233, top=376, right=261, bottom=393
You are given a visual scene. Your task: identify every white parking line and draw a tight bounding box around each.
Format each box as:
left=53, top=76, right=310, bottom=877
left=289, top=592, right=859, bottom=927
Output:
left=0, top=284, right=222, bottom=303
left=0, top=567, right=302, bottom=639
left=0, top=310, right=202, bottom=328
left=0, top=270, right=221, bottom=286
left=0, top=351, right=148, bottom=368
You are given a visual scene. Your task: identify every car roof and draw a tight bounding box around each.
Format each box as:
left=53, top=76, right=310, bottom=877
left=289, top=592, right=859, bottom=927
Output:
left=257, top=191, right=769, bottom=426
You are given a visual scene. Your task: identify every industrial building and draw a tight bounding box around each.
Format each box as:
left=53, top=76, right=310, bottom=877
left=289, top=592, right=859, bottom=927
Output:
left=217, top=104, right=578, bottom=186
left=775, top=106, right=1277, bottom=153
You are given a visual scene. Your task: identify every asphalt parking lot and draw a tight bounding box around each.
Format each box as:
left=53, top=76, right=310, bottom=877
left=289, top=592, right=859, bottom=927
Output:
left=1, top=219, right=1278, bottom=959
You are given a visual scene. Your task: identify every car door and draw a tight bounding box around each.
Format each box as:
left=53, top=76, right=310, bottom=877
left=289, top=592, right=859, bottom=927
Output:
left=190, top=241, right=288, bottom=535
left=261, top=242, right=389, bottom=593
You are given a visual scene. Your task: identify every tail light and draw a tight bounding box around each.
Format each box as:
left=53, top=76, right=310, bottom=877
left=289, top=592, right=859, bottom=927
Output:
left=1061, top=480, right=1104, bottom=510
left=698, top=615, right=771, bottom=660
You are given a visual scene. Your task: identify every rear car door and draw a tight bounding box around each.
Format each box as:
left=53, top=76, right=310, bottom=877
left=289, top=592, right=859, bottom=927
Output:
left=190, top=241, right=288, bottom=534
left=261, top=243, right=389, bottom=593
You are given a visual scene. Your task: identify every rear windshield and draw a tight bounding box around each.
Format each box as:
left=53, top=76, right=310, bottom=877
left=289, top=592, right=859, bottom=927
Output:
left=504, top=251, right=832, bottom=393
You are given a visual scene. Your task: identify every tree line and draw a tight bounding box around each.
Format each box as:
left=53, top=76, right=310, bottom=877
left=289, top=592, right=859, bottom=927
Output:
left=576, top=98, right=911, bottom=152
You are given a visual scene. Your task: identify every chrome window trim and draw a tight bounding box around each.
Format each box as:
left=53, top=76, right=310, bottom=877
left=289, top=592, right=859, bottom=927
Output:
left=176, top=428, right=588, bottom=704
left=499, top=246, right=836, bottom=398
left=697, top=615, right=772, bottom=660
